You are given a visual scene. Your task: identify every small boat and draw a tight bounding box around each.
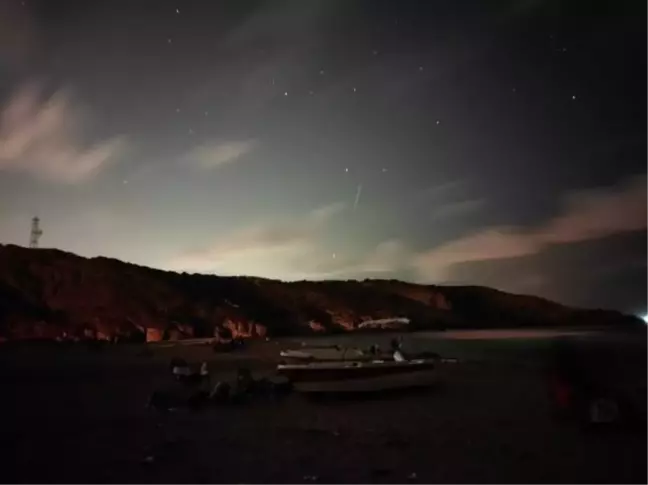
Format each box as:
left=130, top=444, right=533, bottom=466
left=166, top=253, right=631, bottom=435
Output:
left=280, top=345, right=369, bottom=363
left=276, top=358, right=438, bottom=393
left=279, top=338, right=445, bottom=365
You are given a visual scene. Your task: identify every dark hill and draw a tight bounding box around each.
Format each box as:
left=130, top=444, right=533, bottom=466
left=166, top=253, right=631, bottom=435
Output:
left=0, top=244, right=642, bottom=342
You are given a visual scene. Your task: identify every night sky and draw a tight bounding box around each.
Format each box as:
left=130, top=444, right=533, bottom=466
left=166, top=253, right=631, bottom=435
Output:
left=0, top=0, right=645, bottom=314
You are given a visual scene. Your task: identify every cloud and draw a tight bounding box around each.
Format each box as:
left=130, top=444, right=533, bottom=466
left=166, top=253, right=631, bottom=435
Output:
left=0, top=83, right=126, bottom=184
left=310, top=201, right=346, bottom=222
left=413, top=175, right=647, bottom=281
left=166, top=176, right=646, bottom=285
left=167, top=201, right=345, bottom=278
left=445, top=231, right=647, bottom=310
left=360, top=240, right=410, bottom=274
left=536, top=175, right=647, bottom=244
left=294, top=239, right=411, bottom=280
left=429, top=198, right=486, bottom=220
left=412, top=227, right=541, bottom=280
left=186, top=139, right=257, bottom=170
left=407, top=180, right=486, bottom=221
left=416, top=180, right=466, bottom=199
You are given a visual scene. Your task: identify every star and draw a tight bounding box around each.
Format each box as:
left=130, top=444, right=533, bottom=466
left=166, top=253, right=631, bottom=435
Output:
left=308, top=90, right=314, bottom=95
left=284, top=91, right=288, bottom=96
left=352, top=87, right=357, bottom=93
left=204, top=111, right=209, bottom=116
left=167, top=38, right=172, bottom=44
left=332, top=253, right=336, bottom=259
left=175, top=108, right=180, bottom=113
left=122, top=179, right=128, bottom=185
left=344, top=168, right=349, bottom=172
left=175, top=8, right=180, bottom=14
left=382, top=168, right=387, bottom=173
left=571, top=95, right=577, bottom=100
left=319, top=69, right=325, bottom=75
left=418, top=66, right=424, bottom=71
left=512, top=87, right=517, bottom=93
left=188, top=128, right=194, bottom=135
left=561, top=47, right=568, bottom=53
left=372, top=49, right=379, bottom=56
left=435, top=120, right=441, bottom=125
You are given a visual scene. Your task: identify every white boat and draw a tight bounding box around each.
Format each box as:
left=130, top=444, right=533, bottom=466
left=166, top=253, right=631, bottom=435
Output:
left=280, top=346, right=368, bottom=363
left=276, top=358, right=438, bottom=393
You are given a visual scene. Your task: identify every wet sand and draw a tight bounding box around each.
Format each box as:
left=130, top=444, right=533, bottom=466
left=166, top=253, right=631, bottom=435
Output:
left=1, top=331, right=645, bottom=483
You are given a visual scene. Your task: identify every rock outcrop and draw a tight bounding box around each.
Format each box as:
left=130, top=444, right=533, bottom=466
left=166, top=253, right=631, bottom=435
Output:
left=0, top=244, right=642, bottom=341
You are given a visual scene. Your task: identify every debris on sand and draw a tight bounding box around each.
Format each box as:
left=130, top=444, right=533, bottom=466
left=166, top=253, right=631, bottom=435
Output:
left=209, top=381, right=231, bottom=403
left=148, top=365, right=294, bottom=411
left=171, top=359, right=210, bottom=386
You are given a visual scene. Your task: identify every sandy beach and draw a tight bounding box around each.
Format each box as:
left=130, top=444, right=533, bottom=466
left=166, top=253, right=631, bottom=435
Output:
left=1, top=330, right=645, bottom=483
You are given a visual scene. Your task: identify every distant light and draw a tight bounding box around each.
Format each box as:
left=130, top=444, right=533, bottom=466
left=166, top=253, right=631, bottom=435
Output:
left=642, top=314, right=648, bottom=324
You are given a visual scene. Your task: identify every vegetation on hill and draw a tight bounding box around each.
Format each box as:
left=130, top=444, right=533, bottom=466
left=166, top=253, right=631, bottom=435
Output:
left=0, top=244, right=642, bottom=342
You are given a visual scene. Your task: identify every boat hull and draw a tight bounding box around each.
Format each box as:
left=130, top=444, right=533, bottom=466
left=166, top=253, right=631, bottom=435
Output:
left=277, top=360, right=438, bottom=393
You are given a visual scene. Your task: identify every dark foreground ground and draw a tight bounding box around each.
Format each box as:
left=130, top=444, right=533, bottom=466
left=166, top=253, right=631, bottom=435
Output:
left=0, top=329, right=646, bottom=483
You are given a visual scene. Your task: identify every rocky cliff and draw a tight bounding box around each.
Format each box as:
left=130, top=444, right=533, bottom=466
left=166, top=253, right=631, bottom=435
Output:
left=0, top=244, right=642, bottom=342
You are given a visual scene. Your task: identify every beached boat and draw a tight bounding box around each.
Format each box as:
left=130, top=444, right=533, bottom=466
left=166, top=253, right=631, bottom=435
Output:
left=280, top=346, right=369, bottom=363
left=276, top=358, right=438, bottom=393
